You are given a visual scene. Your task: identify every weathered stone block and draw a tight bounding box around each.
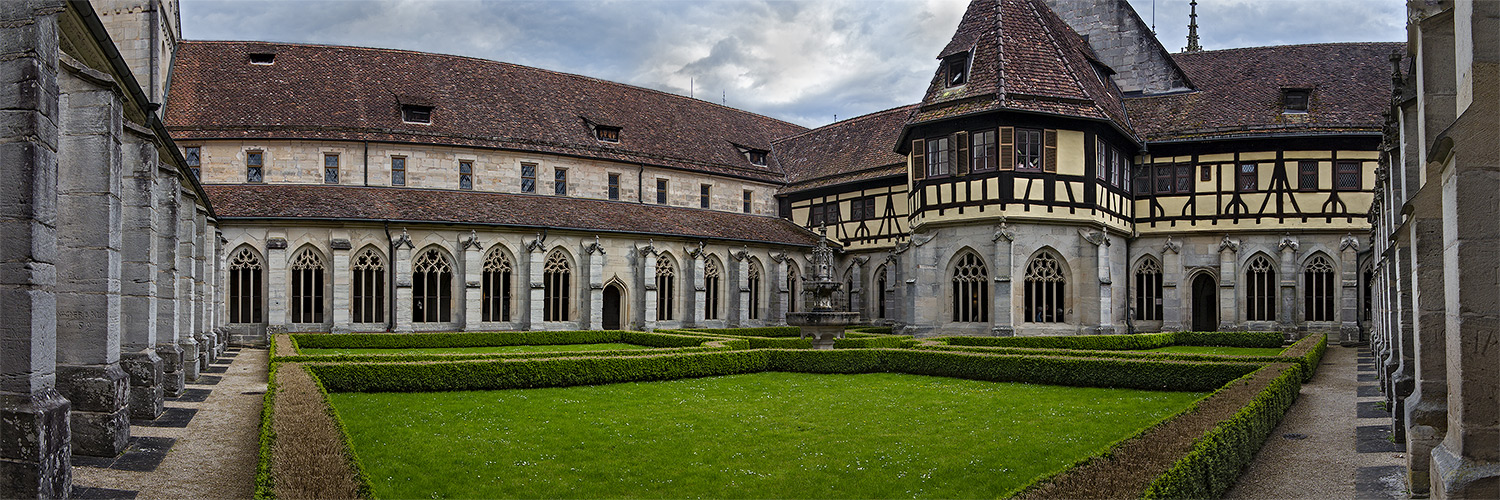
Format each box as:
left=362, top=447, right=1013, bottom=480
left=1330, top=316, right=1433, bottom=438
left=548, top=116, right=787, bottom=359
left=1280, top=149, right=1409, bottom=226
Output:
left=180, top=337, right=200, bottom=381
left=0, top=390, right=70, bottom=499
left=54, top=364, right=126, bottom=414
left=67, top=404, right=128, bottom=458
left=119, top=349, right=162, bottom=419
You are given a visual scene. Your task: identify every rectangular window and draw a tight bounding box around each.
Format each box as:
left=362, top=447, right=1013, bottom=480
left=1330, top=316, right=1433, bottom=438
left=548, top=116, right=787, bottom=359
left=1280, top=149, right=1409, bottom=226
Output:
left=324, top=154, right=339, bottom=184
left=459, top=160, right=473, bottom=190
left=850, top=197, right=863, bottom=221
left=246, top=151, right=263, bottom=183
left=747, top=151, right=768, bottom=166
left=1299, top=161, right=1318, bottom=191
left=1336, top=160, right=1361, bottom=190
left=926, top=137, right=950, bottom=177
left=1112, top=148, right=1124, bottom=186
left=1238, top=163, right=1258, bottom=192
left=595, top=126, right=620, bottom=142
left=1201, top=164, right=1213, bottom=182
left=391, top=157, right=406, bottom=186
left=1282, top=89, right=1310, bottom=112
left=186, top=146, right=201, bottom=179
left=1095, top=138, right=1107, bottom=180
left=826, top=202, right=840, bottom=224
left=1175, top=164, right=1193, bottom=194
left=554, top=169, right=567, bottom=195
left=700, top=184, right=711, bottom=209
left=972, top=130, right=996, bottom=172
left=810, top=204, right=824, bottom=226
left=1154, top=164, right=1173, bottom=194
left=520, top=163, right=536, bottom=193
left=1135, top=167, right=1150, bottom=195
left=1015, top=128, right=1043, bottom=170
left=656, top=179, right=668, bottom=204
left=945, top=53, right=968, bottom=86
left=401, top=105, right=432, bottom=124
left=742, top=190, right=752, bottom=213
left=608, top=173, right=620, bottom=200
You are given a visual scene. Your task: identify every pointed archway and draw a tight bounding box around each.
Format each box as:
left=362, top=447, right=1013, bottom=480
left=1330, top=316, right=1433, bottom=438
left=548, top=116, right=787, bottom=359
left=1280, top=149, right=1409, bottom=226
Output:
left=1191, top=273, right=1218, bottom=331
left=602, top=283, right=623, bottom=330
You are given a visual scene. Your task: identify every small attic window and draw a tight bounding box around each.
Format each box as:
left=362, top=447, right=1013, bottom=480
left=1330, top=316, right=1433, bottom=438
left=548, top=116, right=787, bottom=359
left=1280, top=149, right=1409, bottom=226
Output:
left=248, top=53, right=275, bottom=65
left=945, top=53, right=970, bottom=87
left=1282, top=89, right=1310, bottom=113
left=747, top=150, right=768, bottom=166
left=595, top=126, right=621, bottom=143
left=402, top=105, right=433, bottom=124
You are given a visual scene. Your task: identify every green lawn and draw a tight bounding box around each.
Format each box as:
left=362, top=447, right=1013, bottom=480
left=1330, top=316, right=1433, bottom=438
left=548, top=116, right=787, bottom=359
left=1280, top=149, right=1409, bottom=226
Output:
left=1143, top=345, right=1286, bottom=356
left=297, top=343, right=650, bottom=356
left=330, top=372, right=1205, bottom=499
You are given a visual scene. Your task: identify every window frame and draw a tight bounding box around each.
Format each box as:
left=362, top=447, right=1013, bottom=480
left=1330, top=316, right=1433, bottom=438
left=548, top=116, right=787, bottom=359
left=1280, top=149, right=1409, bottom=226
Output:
left=1095, top=138, right=1108, bottom=181
left=1015, top=128, right=1043, bottom=171
left=458, top=160, right=473, bottom=190
left=401, top=105, right=433, bottom=124
left=186, top=146, right=201, bottom=179
left=742, top=190, right=752, bottom=213
left=554, top=168, right=568, bottom=196
left=1336, top=160, right=1362, bottom=191
left=656, top=178, right=668, bottom=204
left=1298, top=161, right=1319, bottom=191
left=520, top=163, right=537, bottom=193
left=747, top=150, right=768, bottom=166
left=323, top=154, right=340, bottom=185
left=1237, top=163, right=1259, bottom=192
left=1282, top=89, right=1310, bottom=112
left=1154, top=164, right=1174, bottom=194
left=595, top=126, right=621, bottom=143
left=246, top=150, right=264, bottom=183
left=390, top=156, right=406, bottom=186
left=607, top=173, right=621, bottom=200
left=699, top=184, right=711, bottom=209
left=925, top=136, right=951, bottom=177
left=1174, top=163, right=1194, bottom=194
left=971, top=129, right=997, bottom=172
left=944, top=52, right=969, bottom=87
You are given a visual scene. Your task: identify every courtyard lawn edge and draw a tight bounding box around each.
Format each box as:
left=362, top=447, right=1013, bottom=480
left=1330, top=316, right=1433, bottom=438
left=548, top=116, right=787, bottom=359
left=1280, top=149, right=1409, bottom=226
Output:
left=254, top=341, right=281, bottom=500
left=916, top=333, right=1328, bottom=380
left=937, top=331, right=1285, bottom=350
left=305, top=364, right=377, bottom=499
left=274, top=330, right=750, bottom=363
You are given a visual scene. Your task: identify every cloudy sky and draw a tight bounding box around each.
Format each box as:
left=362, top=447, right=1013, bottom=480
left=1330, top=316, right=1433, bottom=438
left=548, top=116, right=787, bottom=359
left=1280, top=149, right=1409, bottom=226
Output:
left=180, top=0, right=1405, bottom=129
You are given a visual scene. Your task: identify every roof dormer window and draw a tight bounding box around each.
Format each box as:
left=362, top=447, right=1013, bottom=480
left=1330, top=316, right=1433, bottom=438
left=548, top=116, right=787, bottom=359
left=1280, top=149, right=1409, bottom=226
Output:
left=747, top=150, right=768, bottom=166
left=1282, top=89, right=1310, bottom=113
left=945, top=52, right=969, bottom=87
left=402, top=104, right=432, bottom=124
left=248, top=53, right=275, bottom=65
left=595, top=126, right=621, bottom=143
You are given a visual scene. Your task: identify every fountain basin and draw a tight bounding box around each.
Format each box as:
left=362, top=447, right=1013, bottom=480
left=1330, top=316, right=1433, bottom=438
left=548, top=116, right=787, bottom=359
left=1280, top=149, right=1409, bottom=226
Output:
left=788, top=312, right=861, bottom=350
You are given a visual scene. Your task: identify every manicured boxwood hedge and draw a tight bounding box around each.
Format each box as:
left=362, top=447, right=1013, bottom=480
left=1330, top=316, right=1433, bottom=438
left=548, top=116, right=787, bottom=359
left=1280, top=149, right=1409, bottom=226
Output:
left=254, top=358, right=279, bottom=499
left=666, top=328, right=911, bottom=349
left=922, top=334, right=1328, bottom=381
left=939, top=331, right=1284, bottom=351
left=1141, top=363, right=1304, bottom=498
left=290, top=330, right=711, bottom=351
left=848, top=326, right=894, bottom=334
left=306, top=348, right=1259, bottom=394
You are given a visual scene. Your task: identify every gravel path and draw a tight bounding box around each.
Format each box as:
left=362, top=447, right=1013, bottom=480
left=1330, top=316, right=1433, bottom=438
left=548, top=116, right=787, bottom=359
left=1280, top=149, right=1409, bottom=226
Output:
left=1224, top=344, right=1407, bottom=499
left=73, top=347, right=267, bottom=499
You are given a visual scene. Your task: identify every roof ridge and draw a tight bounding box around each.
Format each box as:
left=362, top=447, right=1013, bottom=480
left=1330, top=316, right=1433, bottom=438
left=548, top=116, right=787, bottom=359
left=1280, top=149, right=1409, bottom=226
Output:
left=773, top=104, right=919, bottom=143
left=1178, top=41, right=1405, bottom=55
left=177, top=40, right=810, bottom=133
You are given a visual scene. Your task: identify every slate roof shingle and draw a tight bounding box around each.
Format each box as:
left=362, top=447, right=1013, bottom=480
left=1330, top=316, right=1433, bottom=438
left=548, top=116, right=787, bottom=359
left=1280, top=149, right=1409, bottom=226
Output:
left=1124, top=42, right=1404, bottom=142
left=206, top=184, right=822, bottom=247
left=774, top=105, right=916, bottom=193
left=166, top=41, right=808, bottom=183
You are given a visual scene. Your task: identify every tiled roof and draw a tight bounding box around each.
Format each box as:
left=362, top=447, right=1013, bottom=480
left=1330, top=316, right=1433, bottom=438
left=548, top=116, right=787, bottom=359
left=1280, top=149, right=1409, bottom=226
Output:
left=1124, top=42, right=1404, bottom=142
left=908, top=0, right=1133, bottom=133
left=205, top=184, right=822, bottom=247
left=166, top=41, right=807, bottom=183
left=774, top=105, right=915, bottom=192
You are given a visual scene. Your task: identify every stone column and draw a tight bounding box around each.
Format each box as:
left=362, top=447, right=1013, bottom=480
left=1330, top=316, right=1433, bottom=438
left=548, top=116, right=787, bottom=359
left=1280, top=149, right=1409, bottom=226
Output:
left=1276, top=236, right=1299, bottom=336
left=1383, top=241, right=1411, bottom=405
left=848, top=257, right=864, bottom=318
left=686, top=247, right=704, bottom=327
left=641, top=245, right=658, bottom=331
left=461, top=232, right=482, bottom=331
left=1339, top=236, right=1362, bottom=344
left=1080, top=229, right=1112, bottom=334
left=771, top=253, right=789, bottom=325
left=153, top=168, right=182, bottom=396
left=119, top=135, right=162, bottom=420
left=1217, top=236, right=1240, bottom=331
left=53, top=64, right=130, bottom=457
left=193, top=207, right=210, bottom=369
left=584, top=238, right=605, bottom=330
left=331, top=236, right=352, bottom=333
left=1406, top=210, right=1447, bottom=497
left=991, top=225, right=1015, bottom=336
left=199, top=213, right=216, bottom=363
left=264, top=234, right=288, bottom=340
left=392, top=231, right=414, bottom=333
left=731, top=249, right=750, bottom=327
left=0, top=4, right=72, bottom=494
left=214, top=231, right=226, bottom=349
left=1160, top=237, right=1183, bottom=332
left=525, top=236, right=545, bottom=331
left=177, top=195, right=200, bottom=381
left=906, top=234, right=941, bottom=336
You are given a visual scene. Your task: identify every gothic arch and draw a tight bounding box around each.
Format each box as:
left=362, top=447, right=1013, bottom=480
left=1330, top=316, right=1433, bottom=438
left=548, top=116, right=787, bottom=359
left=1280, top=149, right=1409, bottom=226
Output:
left=946, top=247, right=990, bottom=323
left=1302, top=252, right=1338, bottom=322
left=1022, top=247, right=1069, bottom=323
left=542, top=247, right=575, bottom=322
left=655, top=251, right=679, bottom=321
left=482, top=243, right=518, bottom=323
left=288, top=244, right=329, bottom=324
left=704, top=254, right=725, bottom=320
left=227, top=244, right=266, bottom=324
left=747, top=257, right=765, bottom=321
left=786, top=259, right=803, bottom=314
left=412, top=245, right=456, bottom=323
left=349, top=245, right=387, bottom=324
left=1133, top=255, right=1164, bottom=321
left=872, top=262, right=890, bottom=320
left=1243, top=252, right=1278, bottom=322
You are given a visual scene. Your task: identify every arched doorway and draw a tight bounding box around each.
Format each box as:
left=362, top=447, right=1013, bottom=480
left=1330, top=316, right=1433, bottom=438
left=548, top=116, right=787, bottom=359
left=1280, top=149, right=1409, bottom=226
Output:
left=602, top=283, right=623, bottom=330
left=1191, top=273, right=1218, bottom=331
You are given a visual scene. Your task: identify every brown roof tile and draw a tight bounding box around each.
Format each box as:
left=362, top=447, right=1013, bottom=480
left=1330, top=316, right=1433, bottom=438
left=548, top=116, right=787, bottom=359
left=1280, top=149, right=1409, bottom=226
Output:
left=166, top=41, right=807, bottom=183
left=774, top=104, right=915, bottom=192
left=1124, top=42, right=1404, bottom=142
left=205, top=184, right=821, bottom=247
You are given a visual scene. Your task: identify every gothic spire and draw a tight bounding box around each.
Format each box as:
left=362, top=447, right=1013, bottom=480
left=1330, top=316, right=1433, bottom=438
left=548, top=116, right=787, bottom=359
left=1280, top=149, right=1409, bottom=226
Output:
left=1185, top=0, right=1202, bottom=53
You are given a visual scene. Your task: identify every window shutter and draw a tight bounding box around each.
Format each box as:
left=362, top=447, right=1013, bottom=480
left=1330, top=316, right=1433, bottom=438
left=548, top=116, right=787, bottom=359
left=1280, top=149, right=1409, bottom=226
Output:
left=955, top=131, right=970, bottom=176
left=911, top=139, right=927, bottom=180
left=1043, top=129, right=1058, bottom=173
left=998, top=127, right=1015, bottom=171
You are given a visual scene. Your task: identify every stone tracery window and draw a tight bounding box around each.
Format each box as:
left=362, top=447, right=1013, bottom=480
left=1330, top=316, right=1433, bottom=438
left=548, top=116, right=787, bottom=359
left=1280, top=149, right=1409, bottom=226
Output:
left=228, top=247, right=264, bottom=324
left=351, top=248, right=385, bottom=324
left=748, top=261, right=762, bottom=320
left=875, top=264, right=888, bottom=319
left=787, top=265, right=800, bottom=313
left=1303, top=255, right=1336, bottom=322
left=951, top=251, right=989, bottom=323
left=704, top=257, right=723, bottom=320
left=412, top=248, right=453, bottom=323
left=1024, top=252, right=1065, bottom=323
left=482, top=247, right=512, bottom=322
left=656, top=257, right=676, bottom=321
left=1134, top=258, right=1163, bottom=321
left=543, top=250, right=571, bottom=322
left=1246, top=255, right=1277, bottom=321
left=289, top=247, right=326, bottom=324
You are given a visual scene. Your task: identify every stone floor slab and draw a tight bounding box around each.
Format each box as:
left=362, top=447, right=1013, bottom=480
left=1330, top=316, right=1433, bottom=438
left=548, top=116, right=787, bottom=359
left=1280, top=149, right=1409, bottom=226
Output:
left=1357, top=385, right=1382, bottom=397
left=1358, top=373, right=1378, bottom=381
left=1354, top=465, right=1408, bottom=500
left=130, top=407, right=197, bottom=428
left=203, top=365, right=228, bottom=374
left=167, top=388, right=212, bottom=403
left=187, top=375, right=222, bottom=385
left=70, top=436, right=176, bottom=473
left=71, top=485, right=139, bottom=499
left=1357, top=401, right=1392, bottom=419
left=1355, top=425, right=1401, bottom=453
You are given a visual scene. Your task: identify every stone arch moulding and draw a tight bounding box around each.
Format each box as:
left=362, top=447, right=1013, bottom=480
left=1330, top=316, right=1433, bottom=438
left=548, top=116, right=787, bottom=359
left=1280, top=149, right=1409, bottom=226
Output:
left=1021, top=246, right=1070, bottom=324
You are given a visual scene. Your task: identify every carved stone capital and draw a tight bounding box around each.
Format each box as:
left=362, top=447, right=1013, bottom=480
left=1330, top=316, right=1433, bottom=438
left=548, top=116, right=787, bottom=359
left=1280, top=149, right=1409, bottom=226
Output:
left=1340, top=234, right=1360, bottom=252
left=771, top=252, right=788, bottom=264
left=1162, top=236, right=1180, bottom=254
left=391, top=230, right=413, bottom=250
left=584, top=235, right=606, bottom=255
left=1078, top=228, right=1106, bottom=246
left=993, top=217, right=1015, bottom=242
left=730, top=246, right=750, bottom=262
left=1218, top=235, right=1240, bottom=253
left=911, top=232, right=936, bottom=247
left=526, top=229, right=548, bottom=252
left=1278, top=234, right=1300, bottom=252
left=462, top=230, right=483, bottom=251
left=684, top=241, right=707, bottom=259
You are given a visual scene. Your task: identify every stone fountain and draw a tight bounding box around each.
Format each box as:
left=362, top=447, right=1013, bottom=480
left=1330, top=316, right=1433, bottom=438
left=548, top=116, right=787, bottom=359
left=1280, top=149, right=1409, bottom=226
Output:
left=786, top=227, right=859, bottom=349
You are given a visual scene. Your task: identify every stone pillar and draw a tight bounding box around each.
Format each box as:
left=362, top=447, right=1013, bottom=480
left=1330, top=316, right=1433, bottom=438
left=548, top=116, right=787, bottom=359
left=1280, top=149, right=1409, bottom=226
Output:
left=1390, top=238, right=1416, bottom=443
left=1339, top=236, right=1362, bottom=344
left=1160, top=237, right=1183, bottom=332
left=153, top=169, right=182, bottom=396
left=687, top=248, right=704, bottom=327
left=461, top=232, right=482, bottom=331
left=771, top=253, right=789, bottom=325
left=641, top=245, right=658, bottom=331
left=392, top=232, right=414, bottom=333
left=1276, top=236, right=1299, bottom=336
left=1080, top=229, right=1113, bottom=334
left=1406, top=211, right=1447, bottom=497
left=177, top=194, right=200, bottom=381
left=584, top=238, right=605, bottom=330
left=991, top=226, right=1015, bottom=336
left=54, top=63, right=130, bottom=457
left=200, top=214, right=217, bottom=362
left=730, top=249, right=750, bottom=327
left=0, top=4, right=73, bottom=493
left=331, top=236, right=352, bottom=333
left=906, top=234, right=941, bottom=336
left=119, top=135, right=162, bottom=420
left=264, top=234, right=288, bottom=339
left=1217, top=236, right=1239, bottom=331
left=525, top=236, right=545, bottom=331
left=193, top=207, right=211, bottom=368
left=214, top=231, right=226, bottom=349
left=848, top=258, right=864, bottom=318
